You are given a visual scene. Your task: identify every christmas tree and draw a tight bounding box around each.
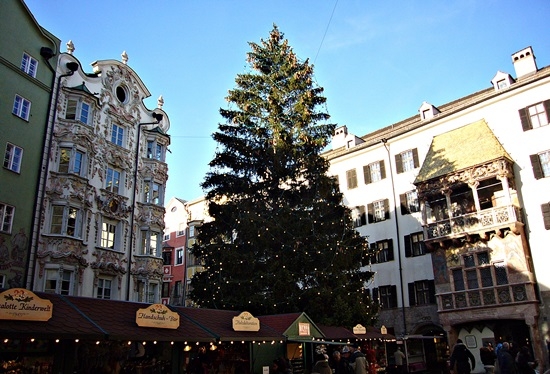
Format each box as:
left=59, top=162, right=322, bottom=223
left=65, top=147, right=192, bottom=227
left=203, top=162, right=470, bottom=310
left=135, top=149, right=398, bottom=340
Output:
left=189, top=25, right=377, bottom=328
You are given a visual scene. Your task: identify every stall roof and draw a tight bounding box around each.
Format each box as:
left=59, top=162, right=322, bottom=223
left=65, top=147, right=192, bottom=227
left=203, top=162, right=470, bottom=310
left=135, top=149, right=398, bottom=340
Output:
left=0, top=292, right=106, bottom=340
left=317, top=325, right=355, bottom=343
left=354, top=326, right=396, bottom=341
left=176, top=307, right=284, bottom=342
left=259, top=312, right=325, bottom=341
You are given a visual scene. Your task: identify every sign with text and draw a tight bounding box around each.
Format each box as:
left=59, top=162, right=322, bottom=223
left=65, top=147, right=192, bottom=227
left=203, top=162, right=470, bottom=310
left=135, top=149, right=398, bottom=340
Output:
left=352, top=324, right=367, bottom=334
left=135, top=303, right=179, bottom=329
left=232, top=311, right=260, bottom=331
left=298, top=322, right=310, bottom=336
left=0, top=288, right=52, bottom=321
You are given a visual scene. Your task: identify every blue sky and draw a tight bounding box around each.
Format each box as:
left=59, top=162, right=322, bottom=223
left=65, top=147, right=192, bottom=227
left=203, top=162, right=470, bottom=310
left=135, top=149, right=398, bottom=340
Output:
left=25, top=0, right=550, bottom=201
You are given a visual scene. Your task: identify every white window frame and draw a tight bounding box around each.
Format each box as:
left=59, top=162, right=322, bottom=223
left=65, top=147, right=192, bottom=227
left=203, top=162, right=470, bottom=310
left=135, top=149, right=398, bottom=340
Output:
left=146, top=139, right=165, bottom=161
left=176, top=223, right=185, bottom=237
left=111, top=124, right=125, bottom=146
left=66, top=98, right=91, bottom=125
left=406, top=190, right=419, bottom=213
left=44, top=267, right=74, bottom=295
left=538, top=150, right=550, bottom=178
left=50, top=204, right=83, bottom=238
left=97, top=277, right=113, bottom=299
left=100, top=218, right=119, bottom=250
left=401, top=149, right=415, bottom=172
left=12, top=95, right=31, bottom=121
left=528, top=103, right=549, bottom=129
left=58, top=146, right=86, bottom=176
left=0, top=203, right=15, bottom=234
left=21, top=52, right=38, bottom=78
left=106, top=166, right=122, bottom=194
left=176, top=248, right=184, bottom=265
left=4, top=143, right=23, bottom=173
left=144, top=180, right=162, bottom=205
left=141, top=230, right=161, bottom=256
left=369, top=161, right=382, bottom=183
left=374, top=200, right=386, bottom=221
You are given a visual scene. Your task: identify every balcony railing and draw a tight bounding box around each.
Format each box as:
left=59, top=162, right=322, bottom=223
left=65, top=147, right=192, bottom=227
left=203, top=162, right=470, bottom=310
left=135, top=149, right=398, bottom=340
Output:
left=424, top=205, right=521, bottom=241
left=438, top=281, right=535, bottom=311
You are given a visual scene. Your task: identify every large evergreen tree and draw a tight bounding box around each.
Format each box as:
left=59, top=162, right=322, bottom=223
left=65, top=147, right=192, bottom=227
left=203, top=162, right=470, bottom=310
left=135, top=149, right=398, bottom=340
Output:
left=189, top=26, right=377, bottom=328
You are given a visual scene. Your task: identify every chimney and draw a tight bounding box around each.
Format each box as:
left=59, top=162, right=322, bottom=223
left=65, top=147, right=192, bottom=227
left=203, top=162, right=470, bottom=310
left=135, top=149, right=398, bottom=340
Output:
left=511, top=46, right=537, bottom=79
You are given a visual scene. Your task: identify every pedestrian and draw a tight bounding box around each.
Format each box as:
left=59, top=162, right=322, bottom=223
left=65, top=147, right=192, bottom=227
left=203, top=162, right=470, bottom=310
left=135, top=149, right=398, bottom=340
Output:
left=312, top=353, right=332, bottom=374
left=480, top=343, right=497, bottom=374
left=348, top=344, right=368, bottom=374
left=497, top=342, right=517, bottom=374
left=394, top=347, right=406, bottom=374
left=515, top=346, right=535, bottom=374
left=450, top=339, right=476, bottom=374
left=272, top=357, right=292, bottom=374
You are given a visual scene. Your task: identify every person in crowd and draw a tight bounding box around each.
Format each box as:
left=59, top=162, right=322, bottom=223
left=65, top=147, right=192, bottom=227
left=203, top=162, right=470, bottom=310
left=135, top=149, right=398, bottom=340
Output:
left=497, top=342, right=517, bottom=374
left=272, top=357, right=292, bottom=374
left=331, top=350, right=350, bottom=374
left=394, top=347, right=406, bottom=374
left=348, top=344, right=368, bottom=374
left=515, top=346, right=536, bottom=374
left=450, top=339, right=476, bottom=374
left=480, top=343, right=497, bottom=374
left=312, top=353, right=332, bottom=374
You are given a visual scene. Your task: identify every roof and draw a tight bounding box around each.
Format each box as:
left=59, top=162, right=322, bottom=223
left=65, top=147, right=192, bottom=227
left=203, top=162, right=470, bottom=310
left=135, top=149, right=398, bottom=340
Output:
left=414, top=119, right=513, bottom=184
left=354, top=326, right=396, bottom=341
left=317, top=325, right=355, bottom=342
left=176, top=307, right=284, bottom=342
left=258, top=313, right=303, bottom=334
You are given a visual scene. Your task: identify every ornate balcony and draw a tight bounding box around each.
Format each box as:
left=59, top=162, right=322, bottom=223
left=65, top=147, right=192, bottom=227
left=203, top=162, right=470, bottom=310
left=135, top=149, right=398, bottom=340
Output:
left=424, top=205, right=522, bottom=243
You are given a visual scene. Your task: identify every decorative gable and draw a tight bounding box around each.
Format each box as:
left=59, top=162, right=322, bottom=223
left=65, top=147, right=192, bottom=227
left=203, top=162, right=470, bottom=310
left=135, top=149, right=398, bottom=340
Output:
left=491, top=71, right=515, bottom=91
left=419, top=101, right=440, bottom=121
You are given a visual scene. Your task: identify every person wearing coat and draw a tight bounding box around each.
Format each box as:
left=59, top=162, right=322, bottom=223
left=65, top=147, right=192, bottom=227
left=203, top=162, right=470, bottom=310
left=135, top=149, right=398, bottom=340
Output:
left=450, top=339, right=476, bottom=374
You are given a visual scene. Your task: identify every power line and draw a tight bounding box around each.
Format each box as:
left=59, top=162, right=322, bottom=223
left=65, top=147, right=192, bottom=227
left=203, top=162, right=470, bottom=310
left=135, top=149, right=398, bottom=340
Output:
left=314, top=0, right=339, bottom=64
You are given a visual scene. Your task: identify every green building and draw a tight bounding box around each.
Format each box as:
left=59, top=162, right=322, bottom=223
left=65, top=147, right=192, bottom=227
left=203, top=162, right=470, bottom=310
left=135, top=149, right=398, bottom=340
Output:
left=0, top=0, right=60, bottom=288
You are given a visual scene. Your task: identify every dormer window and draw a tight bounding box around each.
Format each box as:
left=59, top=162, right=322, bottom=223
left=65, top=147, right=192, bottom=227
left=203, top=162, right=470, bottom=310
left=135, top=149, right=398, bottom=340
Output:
left=419, top=102, right=440, bottom=121
left=491, top=71, right=515, bottom=91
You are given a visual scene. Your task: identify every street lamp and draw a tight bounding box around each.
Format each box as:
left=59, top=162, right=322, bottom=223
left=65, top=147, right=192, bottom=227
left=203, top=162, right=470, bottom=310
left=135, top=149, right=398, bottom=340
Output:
left=126, top=112, right=163, bottom=301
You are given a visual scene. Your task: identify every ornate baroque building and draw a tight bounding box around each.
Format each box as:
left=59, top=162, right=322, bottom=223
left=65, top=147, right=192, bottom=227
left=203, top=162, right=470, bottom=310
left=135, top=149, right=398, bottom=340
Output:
left=28, top=44, right=170, bottom=302
left=325, top=46, right=550, bottom=369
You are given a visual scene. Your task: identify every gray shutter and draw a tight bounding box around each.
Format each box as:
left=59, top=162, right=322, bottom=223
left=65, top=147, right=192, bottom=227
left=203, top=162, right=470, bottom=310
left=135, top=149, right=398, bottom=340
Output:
left=391, top=285, right=398, bottom=308
left=384, top=199, right=390, bottom=220
left=404, top=235, right=412, bottom=257
left=541, top=203, right=550, bottom=230
left=412, top=148, right=419, bottom=168
left=428, top=280, right=436, bottom=304
left=363, top=165, right=371, bottom=184
left=530, top=154, right=543, bottom=179
left=380, top=160, right=386, bottom=180
left=519, top=107, right=532, bottom=131
left=408, top=282, right=416, bottom=306
left=395, top=153, right=403, bottom=174
left=400, top=193, right=408, bottom=215
left=387, top=239, right=394, bottom=261
left=367, top=203, right=374, bottom=223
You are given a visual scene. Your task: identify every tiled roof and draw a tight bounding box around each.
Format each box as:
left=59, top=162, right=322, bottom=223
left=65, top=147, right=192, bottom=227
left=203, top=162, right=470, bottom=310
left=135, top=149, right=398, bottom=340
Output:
left=176, top=307, right=284, bottom=342
left=414, top=119, right=512, bottom=183
left=258, top=313, right=302, bottom=335
left=317, top=325, right=355, bottom=341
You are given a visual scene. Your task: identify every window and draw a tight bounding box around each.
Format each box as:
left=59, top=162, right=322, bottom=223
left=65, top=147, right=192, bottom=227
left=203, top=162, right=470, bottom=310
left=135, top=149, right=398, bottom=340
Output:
left=44, top=268, right=73, bottom=295
left=177, top=223, right=185, bottom=237
left=4, top=143, right=23, bottom=173
left=147, top=140, right=165, bottom=161
left=0, top=275, right=4, bottom=289
left=519, top=100, right=550, bottom=131
left=352, top=206, right=366, bottom=228
left=144, top=180, right=162, bottom=204
left=530, top=150, right=550, bottom=179
left=174, top=281, right=182, bottom=298
left=162, top=251, right=171, bottom=265
left=50, top=205, right=82, bottom=238
left=370, top=239, right=394, bottom=264
left=176, top=248, right=184, bottom=265
left=110, top=124, right=124, bottom=146
left=373, top=285, right=398, bottom=309
left=395, top=148, right=419, bottom=174
left=189, top=225, right=195, bottom=238
left=66, top=98, right=91, bottom=125
left=404, top=232, right=426, bottom=257
left=137, top=281, right=158, bottom=303
left=148, top=283, right=158, bottom=303
left=0, top=203, right=15, bottom=234
left=21, top=53, right=38, bottom=77
left=346, top=169, right=358, bottom=189
left=162, top=282, right=170, bottom=298
left=541, top=203, right=550, bottom=230
left=163, top=233, right=170, bottom=241
left=100, top=219, right=119, bottom=249
left=497, top=80, right=508, bottom=90
left=97, top=278, right=112, bottom=299
left=451, top=251, right=508, bottom=292
left=106, top=166, right=121, bottom=193
left=12, top=95, right=31, bottom=120
left=58, top=147, right=86, bottom=176
left=368, top=199, right=390, bottom=223
left=400, top=190, right=419, bottom=215
left=408, top=280, right=435, bottom=306
left=363, top=160, right=386, bottom=184
left=141, top=230, right=161, bottom=256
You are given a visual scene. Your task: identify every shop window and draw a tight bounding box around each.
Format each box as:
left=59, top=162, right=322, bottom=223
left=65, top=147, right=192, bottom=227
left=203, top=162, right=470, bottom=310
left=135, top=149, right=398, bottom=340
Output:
left=346, top=168, right=358, bottom=189
left=4, top=143, right=23, bottom=173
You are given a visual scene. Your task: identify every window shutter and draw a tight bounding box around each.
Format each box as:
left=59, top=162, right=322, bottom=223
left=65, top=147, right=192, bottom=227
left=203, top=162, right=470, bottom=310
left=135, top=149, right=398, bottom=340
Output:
left=400, top=193, right=408, bottom=215
left=391, top=285, right=398, bottom=308
left=365, top=288, right=371, bottom=300
left=404, top=235, right=412, bottom=257
left=530, top=154, right=543, bottom=180
left=412, top=148, right=419, bottom=168
left=541, top=203, right=550, bottom=230
left=380, top=160, right=386, bottom=180
left=519, top=108, right=532, bottom=131
left=408, top=282, right=416, bottom=306
left=384, top=199, right=390, bottom=220
left=428, top=280, right=436, bottom=304
left=395, top=153, right=403, bottom=174
left=373, top=287, right=379, bottom=303
left=544, top=100, right=550, bottom=123
left=360, top=205, right=367, bottom=226
left=370, top=243, right=378, bottom=264
left=420, top=238, right=427, bottom=255
left=363, top=165, right=371, bottom=184
left=367, top=203, right=374, bottom=223
left=387, top=239, right=394, bottom=261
